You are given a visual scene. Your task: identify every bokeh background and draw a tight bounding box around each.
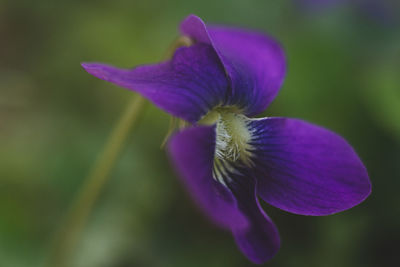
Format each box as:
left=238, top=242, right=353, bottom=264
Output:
left=1, top=0, right=399, bottom=266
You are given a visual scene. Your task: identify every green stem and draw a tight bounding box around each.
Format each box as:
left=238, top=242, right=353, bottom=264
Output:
left=47, top=94, right=146, bottom=267
left=48, top=35, right=193, bottom=267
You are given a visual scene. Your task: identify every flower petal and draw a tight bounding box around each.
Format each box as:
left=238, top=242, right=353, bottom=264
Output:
left=168, top=125, right=247, bottom=229
left=168, top=126, right=280, bottom=264
left=229, top=176, right=281, bottom=264
left=180, top=15, right=286, bottom=116
left=82, top=43, right=228, bottom=122
left=247, top=117, right=371, bottom=216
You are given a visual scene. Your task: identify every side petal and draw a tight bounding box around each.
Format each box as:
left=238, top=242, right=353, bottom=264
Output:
left=248, top=117, right=372, bottom=216
left=180, top=15, right=286, bottom=116
left=82, top=43, right=228, bottom=123
left=168, top=125, right=247, bottom=229
left=168, top=126, right=280, bottom=264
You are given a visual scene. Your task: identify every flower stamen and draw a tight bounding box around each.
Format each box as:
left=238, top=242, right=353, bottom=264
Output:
left=199, top=107, right=255, bottom=185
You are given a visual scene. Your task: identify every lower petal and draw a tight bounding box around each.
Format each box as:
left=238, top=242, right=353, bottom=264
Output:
left=248, top=117, right=371, bottom=216
left=168, top=126, right=280, bottom=264
left=229, top=176, right=280, bottom=264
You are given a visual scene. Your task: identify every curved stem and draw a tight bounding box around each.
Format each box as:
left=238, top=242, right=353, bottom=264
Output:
left=48, top=35, right=193, bottom=267
left=47, top=94, right=146, bottom=267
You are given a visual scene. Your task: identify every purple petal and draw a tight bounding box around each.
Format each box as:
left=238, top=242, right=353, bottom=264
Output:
left=248, top=117, right=371, bottom=216
left=180, top=15, right=286, bottom=116
left=82, top=43, right=228, bottom=122
left=229, top=176, right=281, bottom=264
left=168, top=126, right=280, bottom=264
left=168, top=125, right=247, bottom=229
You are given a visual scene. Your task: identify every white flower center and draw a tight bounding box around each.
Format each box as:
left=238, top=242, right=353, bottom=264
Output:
left=199, top=108, right=255, bottom=186
left=215, top=112, right=253, bottom=163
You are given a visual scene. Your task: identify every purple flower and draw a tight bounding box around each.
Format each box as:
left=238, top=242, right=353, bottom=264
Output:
left=82, top=15, right=371, bottom=264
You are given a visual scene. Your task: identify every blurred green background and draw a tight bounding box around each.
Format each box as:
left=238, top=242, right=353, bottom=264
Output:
left=1, top=0, right=399, bottom=266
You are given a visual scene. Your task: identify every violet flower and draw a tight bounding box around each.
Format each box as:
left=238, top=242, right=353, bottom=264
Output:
left=82, top=15, right=371, bottom=264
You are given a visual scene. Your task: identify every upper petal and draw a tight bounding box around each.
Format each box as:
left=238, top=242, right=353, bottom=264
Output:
left=82, top=43, right=228, bottom=123
left=247, top=117, right=371, bottom=216
left=168, top=125, right=280, bottom=264
left=181, top=15, right=286, bottom=116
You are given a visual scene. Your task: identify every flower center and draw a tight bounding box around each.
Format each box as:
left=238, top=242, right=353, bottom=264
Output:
left=199, top=108, right=255, bottom=186
left=215, top=112, right=253, bottom=162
